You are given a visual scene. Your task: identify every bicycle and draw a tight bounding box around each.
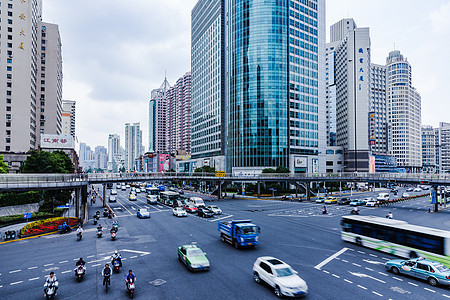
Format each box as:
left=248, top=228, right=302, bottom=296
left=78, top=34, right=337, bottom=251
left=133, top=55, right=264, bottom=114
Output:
left=104, top=274, right=111, bottom=293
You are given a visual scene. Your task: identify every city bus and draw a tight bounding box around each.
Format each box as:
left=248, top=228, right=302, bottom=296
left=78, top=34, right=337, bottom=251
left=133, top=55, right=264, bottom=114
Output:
left=159, top=191, right=182, bottom=207
left=341, top=215, right=450, bottom=266
left=146, top=187, right=161, bottom=204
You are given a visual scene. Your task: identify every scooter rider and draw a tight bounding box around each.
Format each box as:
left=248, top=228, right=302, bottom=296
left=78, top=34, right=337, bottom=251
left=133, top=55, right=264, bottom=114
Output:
left=76, top=225, right=83, bottom=235
left=97, top=224, right=103, bottom=231
left=102, top=263, right=112, bottom=285
left=111, top=250, right=122, bottom=267
left=43, top=271, right=59, bottom=296
left=76, top=257, right=86, bottom=267
left=112, top=220, right=119, bottom=231
left=125, top=269, right=136, bottom=286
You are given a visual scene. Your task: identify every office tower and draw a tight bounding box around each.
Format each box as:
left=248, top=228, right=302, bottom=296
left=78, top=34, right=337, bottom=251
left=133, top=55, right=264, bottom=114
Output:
left=223, top=0, right=325, bottom=173
left=125, top=122, right=143, bottom=171
left=421, top=125, right=436, bottom=174
left=149, top=78, right=170, bottom=153
left=331, top=18, right=371, bottom=172
left=168, top=72, right=192, bottom=154
left=325, top=41, right=340, bottom=147
left=94, top=146, right=108, bottom=170
left=369, top=63, right=389, bottom=154
left=79, top=142, right=94, bottom=171
left=0, top=0, right=43, bottom=151
left=191, top=0, right=226, bottom=167
left=62, top=100, right=76, bottom=137
left=386, top=50, right=422, bottom=172
left=107, top=134, right=121, bottom=172
left=435, top=122, right=450, bottom=173
left=36, top=22, right=63, bottom=143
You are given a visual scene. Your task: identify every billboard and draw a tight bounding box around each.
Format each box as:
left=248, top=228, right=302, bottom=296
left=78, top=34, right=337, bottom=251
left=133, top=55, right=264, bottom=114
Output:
left=158, top=154, right=170, bottom=172
left=369, top=155, right=376, bottom=173
left=312, top=159, right=318, bottom=173
left=369, top=112, right=376, bottom=145
left=40, top=134, right=74, bottom=149
left=294, top=156, right=307, bottom=168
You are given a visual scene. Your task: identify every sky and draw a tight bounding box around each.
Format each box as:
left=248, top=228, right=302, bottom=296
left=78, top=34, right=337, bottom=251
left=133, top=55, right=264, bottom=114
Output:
left=42, top=0, right=450, bottom=150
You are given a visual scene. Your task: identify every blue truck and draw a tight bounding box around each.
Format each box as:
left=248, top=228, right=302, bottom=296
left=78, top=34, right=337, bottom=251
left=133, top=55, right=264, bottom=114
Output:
left=218, top=220, right=260, bottom=248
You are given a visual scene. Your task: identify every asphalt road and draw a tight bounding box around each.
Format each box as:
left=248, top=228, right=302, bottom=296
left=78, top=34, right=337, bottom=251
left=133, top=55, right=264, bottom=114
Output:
left=0, top=185, right=449, bottom=299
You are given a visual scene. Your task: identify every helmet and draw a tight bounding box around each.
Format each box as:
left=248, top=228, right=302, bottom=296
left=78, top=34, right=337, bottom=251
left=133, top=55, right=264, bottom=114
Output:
left=114, top=250, right=118, bottom=255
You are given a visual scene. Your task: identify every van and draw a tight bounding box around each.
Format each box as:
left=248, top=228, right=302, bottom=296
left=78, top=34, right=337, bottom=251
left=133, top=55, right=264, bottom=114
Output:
left=189, top=197, right=205, bottom=208
left=377, top=193, right=389, bottom=202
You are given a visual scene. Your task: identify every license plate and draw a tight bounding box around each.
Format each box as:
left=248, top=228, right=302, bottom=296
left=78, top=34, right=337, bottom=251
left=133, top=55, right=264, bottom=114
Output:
left=248, top=243, right=253, bottom=245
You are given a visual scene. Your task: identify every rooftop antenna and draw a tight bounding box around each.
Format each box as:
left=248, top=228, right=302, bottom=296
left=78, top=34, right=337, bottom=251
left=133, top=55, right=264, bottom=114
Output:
left=393, top=42, right=396, bottom=50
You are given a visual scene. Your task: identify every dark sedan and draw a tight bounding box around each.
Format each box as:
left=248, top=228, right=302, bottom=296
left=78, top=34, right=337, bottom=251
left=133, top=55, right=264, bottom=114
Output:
left=338, top=197, right=351, bottom=205
left=197, top=207, right=214, bottom=218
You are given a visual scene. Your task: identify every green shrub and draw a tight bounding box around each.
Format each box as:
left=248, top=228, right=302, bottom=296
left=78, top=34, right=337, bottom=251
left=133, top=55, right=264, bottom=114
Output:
left=0, top=191, right=40, bottom=207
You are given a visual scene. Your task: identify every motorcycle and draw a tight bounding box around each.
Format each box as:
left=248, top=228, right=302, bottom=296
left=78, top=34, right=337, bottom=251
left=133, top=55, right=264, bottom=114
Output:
left=127, top=279, right=135, bottom=299
left=44, top=282, right=57, bottom=299
left=74, top=265, right=85, bottom=282
left=322, top=208, right=327, bottom=214
left=111, top=231, right=116, bottom=241
left=59, top=226, right=71, bottom=234
left=93, top=216, right=98, bottom=225
left=103, top=210, right=108, bottom=217
left=77, top=232, right=82, bottom=241
left=350, top=209, right=359, bottom=215
left=108, top=213, right=113, bottom=219
left=112, top=259, right=120, bottom=273
left=112, top=224, right=118, bottom=232
left=97, top=229, right=103, bottom=238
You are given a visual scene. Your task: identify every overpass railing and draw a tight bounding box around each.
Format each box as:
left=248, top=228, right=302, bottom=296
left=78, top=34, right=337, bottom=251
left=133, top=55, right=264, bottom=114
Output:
left=0, top=174, right=88, bottom=189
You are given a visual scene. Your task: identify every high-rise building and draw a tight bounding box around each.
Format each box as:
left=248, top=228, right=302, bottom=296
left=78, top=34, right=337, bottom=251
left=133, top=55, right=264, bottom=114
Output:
left=386, top=50, right=422, bottom=172
left=435, top=122, right=450, bottom=173
left=369, top=63, right=389, bottom=154
left=62, top=100, right=76, bottom=137
left=331, top=18, right=371, bottom=172
left=191, top=0, right=226, bottom=167
left=325, top=41, right=339, bottom=147
left=168, top=72, right=192, bottom=154
left=36, top=22, right=63, bottom=143
left=0, top=0, right=43, bottom=152
left=107, top=134, right=120, bottom=172
left=94, top=146, right=108, bottom=170
left=125, top=123, right=143, bottom=171
left=148, top=78, right=170, bottom=153
left=421, top=125, right=436, bottom=174
left=79, top=142, right=94, bottom=171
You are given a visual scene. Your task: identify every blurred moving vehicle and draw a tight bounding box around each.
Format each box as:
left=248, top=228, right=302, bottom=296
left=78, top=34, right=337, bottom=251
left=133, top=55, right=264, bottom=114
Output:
left=315, top=197, right=326, bottom=203
left=111, top=189, right=117, bottom=195
left=173, top=207, right=187, bottom=217
left=324, top=197, right=337, bottom=204
left=349, top=199, right=365, bottom=206
left=184, top=204, right=198, bottom=213
left=197, top=207, right=214, bottom=218
left=109, top=196, right=116, bottom=203
left=413, top=187, right=422, bottom=192
left=129, top=194, right=137, bottom=201
left=189, top=197, right=205, bottom=208
left=137, top=208, right=150, bottom=219
left=207, top=205, right=222, bottom=215
left=338, top=198, right=351, bottom=205
left=365, top=199, right=378, bottom=207
left=177, top=244, right=210, bottom=271
left=253, top=256, right=308, bottom=298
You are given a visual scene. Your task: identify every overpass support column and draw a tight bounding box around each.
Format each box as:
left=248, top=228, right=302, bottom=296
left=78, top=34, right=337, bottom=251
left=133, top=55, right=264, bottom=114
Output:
left=432, top=185, right=439, bottom=213
left=257, top=182, right=261, bottom=198
left=218, top=182, right=222, bottom=200
left=306, top=183, right=310, bottom=202
left=75, top=187, right=80, bottom=219
left=102, top=184, right=106, bottom=206
left=81, top=185, right=88, bottom=221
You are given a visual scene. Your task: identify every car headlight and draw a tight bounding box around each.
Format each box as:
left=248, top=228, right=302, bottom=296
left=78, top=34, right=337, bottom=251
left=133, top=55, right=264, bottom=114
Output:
left=190, top=264, right=200, bottom=268
left=255, top=236, right=258, bottom=242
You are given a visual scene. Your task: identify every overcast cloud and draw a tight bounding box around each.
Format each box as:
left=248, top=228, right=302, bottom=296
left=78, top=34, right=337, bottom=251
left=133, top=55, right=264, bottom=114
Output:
left=42, top=0, right=450, bottom=150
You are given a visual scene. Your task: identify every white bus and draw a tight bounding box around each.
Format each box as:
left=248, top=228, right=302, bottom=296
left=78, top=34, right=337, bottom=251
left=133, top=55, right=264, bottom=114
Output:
left=159, top=191, right=182, bottom=207
left=146, top=187, right=160, bottom=204
left=341, top=215, right=450, bottom=266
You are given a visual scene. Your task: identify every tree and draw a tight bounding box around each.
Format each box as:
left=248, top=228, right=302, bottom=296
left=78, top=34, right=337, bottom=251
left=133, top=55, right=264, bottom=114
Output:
left=0, top=155, right=9, bottom=173
left=262, top=168, right=276, bottom=173
left=276, top=166, right=290, bottom=173
left=20, top=150, right=74, bottom=174
left=194, top=166, right=215, bottom=173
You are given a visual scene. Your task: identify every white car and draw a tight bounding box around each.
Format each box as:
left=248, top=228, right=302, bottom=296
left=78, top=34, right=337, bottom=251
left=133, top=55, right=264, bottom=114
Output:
left=402, top=192, right=410, bottom=198
left=366, top=199, right=378, bottom=207
left=361, top=197, right=373, bottom=204
left=207, top=205, right=222, bottom=215
left=253, top=256, right=308, bottom=298
left=121, top=186, right=126, bottom=191
left=111, top=189, right=117, bottom=195
left=109, top=195, right=116, bottom=203
left=413, top=187, right=422, bottom=192
left=137, top=208, right=150, bottom=218
left=126, top=184, right=131, bottom=188
left=147, top=194, right=158, bottom=204
left=173, top=207, right=187, bottom=217
left=135, top=188, right=141, bottom=193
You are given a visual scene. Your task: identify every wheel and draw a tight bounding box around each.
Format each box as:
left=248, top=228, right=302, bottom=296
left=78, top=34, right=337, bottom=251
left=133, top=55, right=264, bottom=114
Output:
left=233, top=240, right=239, bottom=249
left=105, top=281, right=108, bottom=293
left=178, top=254, right=182, bottom=262
left=221, top=235, right=226, bottom=243
left=428, top=277, right=438, bottom=287
left=391, top=266, right=399, bottom=275
left=274, top=286, right=283, bottom=298
left=355, top=237, right=362, bottom=246
left=253, top=272, right=261, bottom=284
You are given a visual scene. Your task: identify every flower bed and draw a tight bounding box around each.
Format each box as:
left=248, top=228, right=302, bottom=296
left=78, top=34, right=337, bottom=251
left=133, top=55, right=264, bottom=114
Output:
left=20, top=217, right=79, bottom=236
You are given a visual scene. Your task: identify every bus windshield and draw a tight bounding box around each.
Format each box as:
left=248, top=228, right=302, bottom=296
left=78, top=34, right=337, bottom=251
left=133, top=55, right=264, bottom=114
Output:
left=149, top=190, right=160, bottom=195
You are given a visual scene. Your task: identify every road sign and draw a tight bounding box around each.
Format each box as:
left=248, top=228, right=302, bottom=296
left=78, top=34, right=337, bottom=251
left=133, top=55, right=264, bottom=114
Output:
left=216, top=171, right=225, bottom=177
left=57, top=205, right=70, bottom=209
left=23, top=213, right=32, bottom=219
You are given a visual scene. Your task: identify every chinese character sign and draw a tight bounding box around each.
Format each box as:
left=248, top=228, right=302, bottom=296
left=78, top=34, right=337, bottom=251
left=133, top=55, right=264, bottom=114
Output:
left=40, top=134, right=74, bottom=149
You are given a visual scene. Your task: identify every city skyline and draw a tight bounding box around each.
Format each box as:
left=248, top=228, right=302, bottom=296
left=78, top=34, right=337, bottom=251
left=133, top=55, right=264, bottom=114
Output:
left=42, top=0, right=450, bottom=148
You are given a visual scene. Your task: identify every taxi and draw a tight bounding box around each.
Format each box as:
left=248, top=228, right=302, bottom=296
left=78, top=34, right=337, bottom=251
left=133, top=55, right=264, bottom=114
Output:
left=324, top=197, right=337, bottom=204
left=129, top=193, right=137, bottom=201
left=385, top=257, right=450, bottom=286
left=177, top=244, right=210, bottom=271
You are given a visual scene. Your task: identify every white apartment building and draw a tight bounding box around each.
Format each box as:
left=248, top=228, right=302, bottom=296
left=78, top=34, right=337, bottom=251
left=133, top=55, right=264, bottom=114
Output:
left=435, top=122, right=450, bottom=173
left=62, top=100, right=76, bottom=137
left=148, top=78, right=170, bottom=153
left=94, top=146, right=107, bottom=170
left=421, top=125, right=436, bottom=173
left=0, top=0, right=42, bottom=151
left=369, top=63, right=389, bottom=154
left=386, top=50, right=422, bottom=172
left=332, top=19, right=371, bottom=172
left=36, top=22, right=63, bottom=144
left=107, top=134, right=120, bottom=172
left=125, top=122, right=143, bottom=171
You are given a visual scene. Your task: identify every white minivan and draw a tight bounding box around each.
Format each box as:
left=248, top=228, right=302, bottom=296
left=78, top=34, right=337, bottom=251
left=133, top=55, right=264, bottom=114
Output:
left=189, top=197, right=205, bottom=208
left=376, top=193, right=389, bottom=202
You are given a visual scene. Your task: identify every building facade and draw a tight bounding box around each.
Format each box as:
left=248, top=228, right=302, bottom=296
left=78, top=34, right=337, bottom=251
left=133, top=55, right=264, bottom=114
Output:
left=386, top=50, right=422, bottom=172
left=62, top=100, right=76, bottom=137
left=369, top=63, right=389, bottom=154
left=148, top=78, right=170, bottom=153
left=125, top=122, right=143, bottom=171
left=0, top=0, right=43, bottom=152
left=421, top=125, right=436, bottom=174
left=107, top=134, right=121, bottom=172
left=94, top=146, right=107, bottom=170
left=36, top=22, right=63, bottom=144
left=435, top=122, right=450, bottom=174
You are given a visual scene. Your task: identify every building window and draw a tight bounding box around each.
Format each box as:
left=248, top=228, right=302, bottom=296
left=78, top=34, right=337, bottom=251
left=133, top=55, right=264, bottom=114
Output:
left=7, top=82, right=12, bottom=88
left=6, top=122, right=11, bottom=127
left=8, top=19, right=13, bottom=24
left=326, top=161, right=333, bottom=166
left=6, top=146, right=10, bottom=151
left=6, top=138, right=11, bottom=144
left=6, top=130, right=11, bottom=136
left=6, top=107, right=11, bottom=111
left=8, top=12, right=13, bottom=17
left=6, top=99, right=11, bottom=104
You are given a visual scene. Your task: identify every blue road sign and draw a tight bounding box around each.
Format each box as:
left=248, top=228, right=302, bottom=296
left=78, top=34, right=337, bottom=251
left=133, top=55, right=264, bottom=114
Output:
left=23, top=213, right=32, bottom=219
left=57, top=205, right=70, bottom=209
left=431, top=189, right=437, bottom=204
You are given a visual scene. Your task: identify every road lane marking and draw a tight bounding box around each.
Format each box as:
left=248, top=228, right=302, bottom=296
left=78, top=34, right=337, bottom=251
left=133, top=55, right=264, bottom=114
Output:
left=344, top=279, right=353, bottom=284
left=9, top=270, right=21, bottom=273
left=381, top=257, right=390, bottom=260
left=28, top=266, right=38, bottom=270
left=332, top=274, right=340, bottom=278
left=121, top=249, right=151, bottom=255
left=352, top=263, right=361, bottom=267
left=73, top=258, right=78, bottom=261
left=365, top=267, right=374, bottom=271
left=44, top=263, right=54, bottom=267
left=209, top=215, right=233, bottom=222
left=372, top=291, right=383, bottom=297
left=342, top=259, right=349, bottom=263
left=392, top=276, right=403, bottom=281
left=443, top=294, right=450, bottom=298
left=322, top=270, right=330, bottom=274
left=10, top=281, right=23, bottom=285
left=92, top=264, right=101, bottom=267
left=61, top=270, right=71, bottom=274
left=115, top=199, right=133, bottom=215
left=314, top=247, right=349, bottom=270
left=369, top=254, right=378, bottom=257
left=29, top=277, right=39, bottom=281
left=424, top=288, right=435, bottom=293
left=378, top=272, right=388, bottom=277
left=357, top=285, right=367, bottom=290
left=87, top=255, right=95, bottom=258
left=349, top=271, right=386, bottom=283
left=130, top=256, right=138, bottom=259
left=408, top=282, right=418, bottom=286
left=59, top=260, right=68, bottom=264
left=122, top=258, right=127, bottom=261
left=357, top=251, right=365, bottom=254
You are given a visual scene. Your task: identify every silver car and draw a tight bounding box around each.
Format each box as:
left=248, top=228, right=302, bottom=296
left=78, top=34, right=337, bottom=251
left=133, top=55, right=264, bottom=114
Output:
left=385, top=258, right=450, bottom=286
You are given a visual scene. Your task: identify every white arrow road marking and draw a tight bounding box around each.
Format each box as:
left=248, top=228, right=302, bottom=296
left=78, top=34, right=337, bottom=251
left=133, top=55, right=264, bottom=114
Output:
left=120, top=249, right=151, bottom=255
left=348, top=271, right=386, bottom=283
left=390, top=286, right=411, bottom=294
left=314, top=248, right=349, bottom=270
left=363, top=259, right=385, bottom=265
